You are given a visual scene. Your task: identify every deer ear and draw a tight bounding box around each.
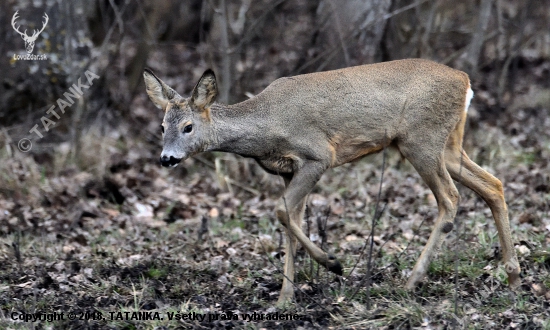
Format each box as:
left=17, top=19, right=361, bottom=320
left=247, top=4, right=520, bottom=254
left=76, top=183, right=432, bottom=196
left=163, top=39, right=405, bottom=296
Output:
left=143, top=69, right=180, bottom=110
left=191, top=69, right=218, bottom=110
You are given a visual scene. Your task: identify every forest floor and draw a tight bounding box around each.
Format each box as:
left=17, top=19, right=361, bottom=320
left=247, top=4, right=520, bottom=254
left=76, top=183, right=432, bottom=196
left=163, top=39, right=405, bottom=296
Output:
left=1, top=63, right=549, bottom=329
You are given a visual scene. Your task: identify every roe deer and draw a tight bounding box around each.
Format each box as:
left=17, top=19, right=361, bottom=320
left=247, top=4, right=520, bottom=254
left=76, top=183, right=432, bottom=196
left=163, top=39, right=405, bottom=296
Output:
left=143, top=59, right=520, bottom=304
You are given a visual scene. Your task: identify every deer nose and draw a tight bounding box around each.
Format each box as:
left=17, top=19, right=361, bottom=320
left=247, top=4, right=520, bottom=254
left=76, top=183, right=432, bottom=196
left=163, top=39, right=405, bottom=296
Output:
left=160, top=155, right=182, bottom=167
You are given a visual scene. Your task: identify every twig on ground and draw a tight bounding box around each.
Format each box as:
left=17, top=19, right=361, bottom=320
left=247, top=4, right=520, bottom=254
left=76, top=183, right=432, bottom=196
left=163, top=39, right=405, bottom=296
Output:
left=346, top=135, right=388, bottom=308
left=256, top=237, right=334, bottom=315
left=197, top=216, right=209, bottom=242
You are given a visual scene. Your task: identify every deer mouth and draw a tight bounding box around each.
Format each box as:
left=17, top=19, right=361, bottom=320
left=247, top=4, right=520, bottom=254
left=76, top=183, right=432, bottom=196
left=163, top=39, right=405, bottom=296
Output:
left=160, top=155, right=182, bottom=167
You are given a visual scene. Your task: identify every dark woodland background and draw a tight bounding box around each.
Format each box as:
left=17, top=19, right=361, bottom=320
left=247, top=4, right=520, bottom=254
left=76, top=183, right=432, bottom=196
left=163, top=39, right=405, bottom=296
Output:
left=1, top=0, right=549, bottom=329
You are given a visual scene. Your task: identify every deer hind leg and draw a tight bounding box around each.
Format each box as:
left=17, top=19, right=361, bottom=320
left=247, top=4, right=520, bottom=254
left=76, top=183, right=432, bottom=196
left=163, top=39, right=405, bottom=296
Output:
left=398, top=140, right=460, bottom=289
left=445, top=147, right=521, bottom=288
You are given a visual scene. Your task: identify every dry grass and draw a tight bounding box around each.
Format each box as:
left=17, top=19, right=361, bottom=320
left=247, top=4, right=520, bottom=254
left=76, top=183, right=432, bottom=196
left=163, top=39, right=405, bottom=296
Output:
left=1, top=85, right=549, bottom=330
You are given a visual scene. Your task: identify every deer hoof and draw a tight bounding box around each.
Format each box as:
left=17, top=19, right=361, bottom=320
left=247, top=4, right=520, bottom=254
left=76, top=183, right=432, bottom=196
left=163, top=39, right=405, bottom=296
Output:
left=507, top=266, right=521, bottom=290
left=326, top=254, right=343, bottom=275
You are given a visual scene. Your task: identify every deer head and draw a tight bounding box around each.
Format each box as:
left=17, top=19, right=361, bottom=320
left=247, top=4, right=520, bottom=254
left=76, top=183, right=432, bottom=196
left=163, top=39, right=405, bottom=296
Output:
left=12, top=11, right=49, bottom=54
left=143, top=68, right=219, bottom=167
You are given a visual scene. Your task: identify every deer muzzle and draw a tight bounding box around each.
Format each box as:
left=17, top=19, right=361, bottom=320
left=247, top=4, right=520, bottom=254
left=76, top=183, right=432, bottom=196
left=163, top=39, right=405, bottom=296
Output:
left=160, top=155, right=182, bottom=167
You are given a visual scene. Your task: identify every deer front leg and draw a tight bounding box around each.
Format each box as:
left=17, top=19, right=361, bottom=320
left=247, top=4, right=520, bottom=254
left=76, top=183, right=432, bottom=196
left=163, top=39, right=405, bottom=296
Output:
left=275, top=174, right=299, bottom=305
left=276, top=197, right=302, bottom=306
left=275, top=162, right=342, bottom=305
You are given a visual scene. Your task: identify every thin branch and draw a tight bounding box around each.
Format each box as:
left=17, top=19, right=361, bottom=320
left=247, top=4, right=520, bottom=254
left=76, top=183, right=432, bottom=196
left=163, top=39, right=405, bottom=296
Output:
left=197, top=216, right=209, bottom=242
left=295, top=0, right=431, bottom=74
left=257, top=235, right=334, bottom=315
left=497, top=31, right=543, bottom=105
left=345, top=203, right=386, bottom=282
left=228, top=0, right=287, bottom=54
left=135, top=0, right=156, bottom=40
left=218, top=0, right=231, bottom=103
left=224, top=177, right=261, bottom=196
left=328, top=0, right=350, bottom=66
left=305, top=205, right=314, bottom=278
left=348, top=135, right=388, bottom=306
left=465, top=0, right=494, bottom=76
left=108, top=0, right=124, bottom=35
left=453, top=147, right=465, bottom=317
left=441, top=29, right=499, bottom=65
left=369, top=216, right=427, bottom=280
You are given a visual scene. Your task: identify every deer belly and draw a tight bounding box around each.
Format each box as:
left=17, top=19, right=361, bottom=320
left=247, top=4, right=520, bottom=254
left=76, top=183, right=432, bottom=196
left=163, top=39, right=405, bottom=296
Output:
left=256, top=153, right=303, bottom=174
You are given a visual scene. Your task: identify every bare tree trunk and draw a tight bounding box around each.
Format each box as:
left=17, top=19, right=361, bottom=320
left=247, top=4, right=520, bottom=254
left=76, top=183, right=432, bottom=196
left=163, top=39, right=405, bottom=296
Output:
left=328, top=0, right=351, bottom=67
left=316, top=0, right=391, bottom=69
left=419, top=0, right=438, bottom=58
left=465, top=0, right=493, bottom=77
left=219, top=0, right=231, bottom=104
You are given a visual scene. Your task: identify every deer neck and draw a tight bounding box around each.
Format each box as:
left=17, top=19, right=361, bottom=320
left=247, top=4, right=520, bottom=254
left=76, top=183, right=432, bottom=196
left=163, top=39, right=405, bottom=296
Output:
left=208, top=97, right=265, bottom=156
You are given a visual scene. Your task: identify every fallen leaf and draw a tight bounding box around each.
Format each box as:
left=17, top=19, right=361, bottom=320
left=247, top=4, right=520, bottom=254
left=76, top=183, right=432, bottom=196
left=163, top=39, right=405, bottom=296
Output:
left=517, top=245, right=530, bottom=256
left=209, top=207, right=219, bottom=218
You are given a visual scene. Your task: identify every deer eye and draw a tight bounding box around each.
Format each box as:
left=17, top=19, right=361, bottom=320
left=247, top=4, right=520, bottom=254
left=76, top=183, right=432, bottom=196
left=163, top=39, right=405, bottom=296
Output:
left=160, top=125, right=164, bottom=134
left=183, top=124, right=193, bottom=133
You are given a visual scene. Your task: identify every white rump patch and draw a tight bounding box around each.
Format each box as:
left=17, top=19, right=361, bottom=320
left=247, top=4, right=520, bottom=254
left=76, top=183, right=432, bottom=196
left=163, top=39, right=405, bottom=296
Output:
left=464, top=87, right=474, bottom=113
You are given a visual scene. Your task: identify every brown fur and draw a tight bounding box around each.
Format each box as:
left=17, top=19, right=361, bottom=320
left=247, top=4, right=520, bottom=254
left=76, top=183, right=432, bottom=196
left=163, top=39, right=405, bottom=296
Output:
left=144, top=59, right=520, bottom=305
